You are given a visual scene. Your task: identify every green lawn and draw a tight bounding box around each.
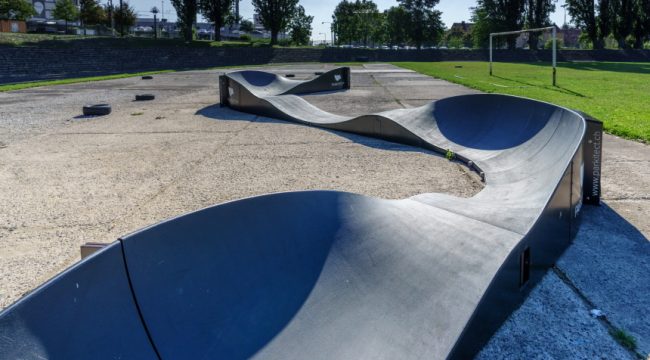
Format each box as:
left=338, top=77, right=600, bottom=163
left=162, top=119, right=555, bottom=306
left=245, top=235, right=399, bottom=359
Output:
left=394, top=61, right=650, bottom=143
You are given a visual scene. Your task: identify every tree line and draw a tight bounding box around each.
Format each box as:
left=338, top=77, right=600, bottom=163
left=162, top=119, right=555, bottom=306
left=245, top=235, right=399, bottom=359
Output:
left=1, top=0, right=136, bottom=35
left=172, top=0, right=312, bottom=45
left=2, top=0, right=649, bottom=49
left=566, top=0, right=650, bottom=49
left=331, top=0, right=444, bottom=49
left=471, top=0, right=649, bottom=50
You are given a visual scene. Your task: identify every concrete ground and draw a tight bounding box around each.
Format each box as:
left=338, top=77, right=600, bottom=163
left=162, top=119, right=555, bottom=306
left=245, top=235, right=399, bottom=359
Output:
left=0, top=63, right=648, bottom=359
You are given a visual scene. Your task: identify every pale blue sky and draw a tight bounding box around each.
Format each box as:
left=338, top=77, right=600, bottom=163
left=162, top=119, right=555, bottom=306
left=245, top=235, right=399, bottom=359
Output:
left=127, top=0, right=569, bottom=40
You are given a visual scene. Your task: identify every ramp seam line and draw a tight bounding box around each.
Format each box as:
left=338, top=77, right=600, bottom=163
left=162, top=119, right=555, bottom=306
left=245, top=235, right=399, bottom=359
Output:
left=119, top=240, right=163, bottom=360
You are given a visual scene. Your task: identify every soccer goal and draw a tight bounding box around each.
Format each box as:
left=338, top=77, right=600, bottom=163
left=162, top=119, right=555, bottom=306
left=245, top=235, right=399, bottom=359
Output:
left=489, top=26, right=557, bottom=86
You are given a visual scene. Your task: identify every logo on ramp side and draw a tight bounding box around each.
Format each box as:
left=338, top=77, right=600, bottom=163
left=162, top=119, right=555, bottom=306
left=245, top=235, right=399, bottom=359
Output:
left=331, top=74, right=344, bottom=87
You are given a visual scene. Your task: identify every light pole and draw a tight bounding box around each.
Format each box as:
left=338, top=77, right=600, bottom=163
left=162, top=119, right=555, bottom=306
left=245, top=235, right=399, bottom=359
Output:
left=322, top=21, right=335, bottom=46
left=151, top=6, right=159, bottom=39
left=319, top=32, right=327, bottom=46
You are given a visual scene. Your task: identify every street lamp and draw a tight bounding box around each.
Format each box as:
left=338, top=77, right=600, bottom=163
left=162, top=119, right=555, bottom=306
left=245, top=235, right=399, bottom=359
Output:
left=322, top=21, right=336, bottom=46
left=151, top=6, right=159, bottom=39
left=319, top=32, right=327, bottom=46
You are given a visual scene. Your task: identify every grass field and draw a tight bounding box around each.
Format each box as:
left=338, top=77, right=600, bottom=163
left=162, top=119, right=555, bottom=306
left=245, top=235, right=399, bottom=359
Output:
left=395, top=61, right=650, bottom=143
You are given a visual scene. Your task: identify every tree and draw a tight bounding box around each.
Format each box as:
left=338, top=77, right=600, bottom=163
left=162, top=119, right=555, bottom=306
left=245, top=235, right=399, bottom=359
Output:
left=445, top=22, right=474, bottom=48
left=596, top=0, right=610, bottom=48
left=385, top=6, right=409, bottom=46
left=631, top=0, right=650, bottom=48
left=610, top=0, right=634, bottom=48
left=79, top=0, right=105, bottom=33
left=472, top=0, right=526, bottom=49
left=398, top=0, right=444, bottom=49
left=103, top=1, right=135, bottom=36
left=566, top=0, right=599, bottom=48
left=115, top=1, right=135, bottom=35
left=52, top=0, right=79, bottom=33
left=240, top=19, right=254, bottom=32
left=288, top=5, right=312, bottom=45
left=171, top=0, right=198, bottom=41
left=471, top=5, right=496, bottom=47
left=0, top=0, right=37, bottom=20
left=354, top=0, right=381, bottom=46
left=370, top=11, right=388, bottom=46
left=332, top=0, right=357, bottom=45
left=524, top=0, right=556, bottom=49
left=252, top=0, right=298, bottom=45
left=332, top=0, right=383, bottom=46
left=199, top=0, right=231, bottom=41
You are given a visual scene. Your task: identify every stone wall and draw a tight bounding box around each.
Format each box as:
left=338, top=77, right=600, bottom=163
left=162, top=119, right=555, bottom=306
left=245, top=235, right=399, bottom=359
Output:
left=1, top=46, right=649, bottom=83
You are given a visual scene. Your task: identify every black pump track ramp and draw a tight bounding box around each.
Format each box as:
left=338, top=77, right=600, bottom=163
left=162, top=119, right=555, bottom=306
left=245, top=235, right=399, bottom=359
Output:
left=0, top=67, right=602, bottom=360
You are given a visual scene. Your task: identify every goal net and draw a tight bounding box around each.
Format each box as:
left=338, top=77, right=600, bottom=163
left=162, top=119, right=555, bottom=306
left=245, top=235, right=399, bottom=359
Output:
left=489, top=26, right=557, bottom=86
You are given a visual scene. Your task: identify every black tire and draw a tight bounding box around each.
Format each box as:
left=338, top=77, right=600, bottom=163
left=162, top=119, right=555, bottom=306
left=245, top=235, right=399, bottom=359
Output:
left=141, top=75, right=153, bottom=80
left=82, top=104, right=112, bottom=116
left=285, top=74, right=295, bottom=78
left=135, top=94, right=155, bottom=101
left=314, top=71, right=324, bottom=75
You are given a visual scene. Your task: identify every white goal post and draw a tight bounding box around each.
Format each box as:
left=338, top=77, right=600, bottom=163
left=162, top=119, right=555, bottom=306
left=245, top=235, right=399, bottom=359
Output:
left=489, top=26, right=557, bottom=86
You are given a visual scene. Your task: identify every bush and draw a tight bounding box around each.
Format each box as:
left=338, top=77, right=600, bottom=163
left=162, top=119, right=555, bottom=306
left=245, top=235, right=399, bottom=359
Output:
left=544, top=37, right=564, bottom=49
left=277, top=38, right=291, bottom=47
left=239, top=34, right=251, bottom=42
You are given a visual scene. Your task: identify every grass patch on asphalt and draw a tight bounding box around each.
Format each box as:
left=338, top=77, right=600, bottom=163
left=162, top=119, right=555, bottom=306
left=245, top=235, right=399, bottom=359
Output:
left=610, top=329, right=638, bottom=351
left=394, top=61, right=650, bottom=143
left=0, top=71, right=174, bottom=92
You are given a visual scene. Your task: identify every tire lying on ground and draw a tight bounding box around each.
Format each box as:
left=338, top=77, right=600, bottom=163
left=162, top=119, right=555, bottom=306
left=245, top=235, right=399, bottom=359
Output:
left=82, top=104, right=112, bottom=116
left=135, top=94, right=155, bottom=101
left=141, top=75, right=153, bottom=80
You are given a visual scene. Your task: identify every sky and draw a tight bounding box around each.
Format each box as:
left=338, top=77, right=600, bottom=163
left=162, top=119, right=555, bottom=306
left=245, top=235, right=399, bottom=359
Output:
left=126, top=0, right=570, bottom=40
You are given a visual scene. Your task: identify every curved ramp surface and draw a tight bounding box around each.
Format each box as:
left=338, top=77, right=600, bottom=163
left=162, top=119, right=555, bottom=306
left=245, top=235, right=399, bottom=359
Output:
left=0, top=68, right=602, bottom=359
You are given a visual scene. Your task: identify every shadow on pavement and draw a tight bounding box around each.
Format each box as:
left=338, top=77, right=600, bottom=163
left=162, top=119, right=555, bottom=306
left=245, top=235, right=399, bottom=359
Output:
left=557, top=203, right=650, bottom=357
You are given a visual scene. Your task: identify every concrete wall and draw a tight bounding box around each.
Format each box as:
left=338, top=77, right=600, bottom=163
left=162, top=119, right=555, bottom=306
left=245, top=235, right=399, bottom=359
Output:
left=1, top=46, right=649, bottom=83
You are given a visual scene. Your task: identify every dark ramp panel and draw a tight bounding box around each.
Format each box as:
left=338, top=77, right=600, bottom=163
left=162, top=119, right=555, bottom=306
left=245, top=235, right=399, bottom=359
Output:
left=0, top=242, right=157, bottom=360
left=219, top=69, right=602, bottom=359
left=120, top=191, right=522, bottom=359
left=219, top=67, right=350, bottom=106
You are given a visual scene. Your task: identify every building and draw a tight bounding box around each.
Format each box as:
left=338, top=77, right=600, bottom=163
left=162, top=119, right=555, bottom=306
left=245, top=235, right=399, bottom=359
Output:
left=515, top=25, right=582, bottom=49
left=30, top=0, right=78, bottom=20
left=449, top=21, right=473, bottom=34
